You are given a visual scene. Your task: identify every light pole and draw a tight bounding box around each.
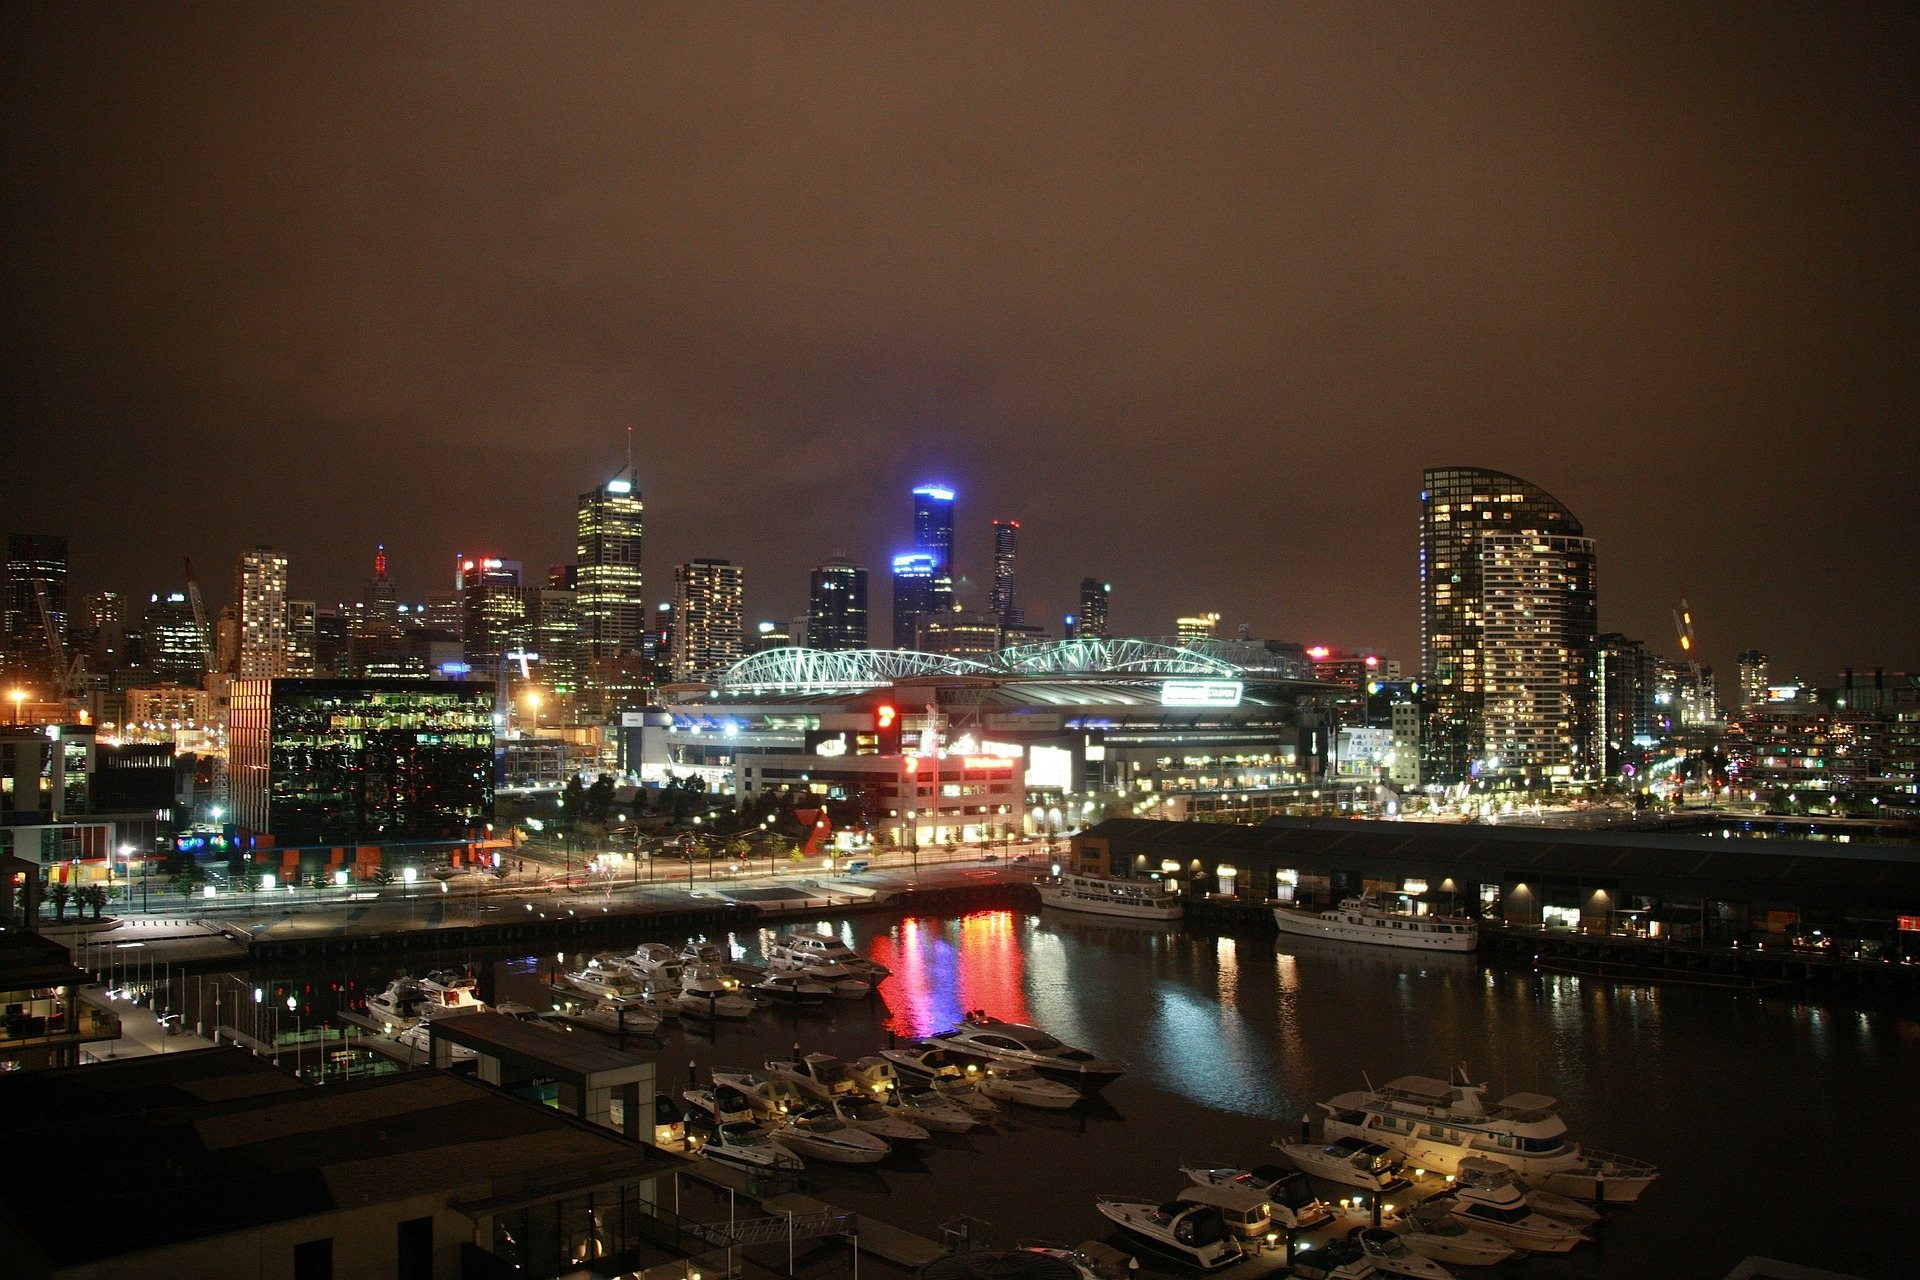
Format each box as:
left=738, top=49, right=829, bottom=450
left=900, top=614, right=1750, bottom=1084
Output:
left=7, top=688, right=25, bottom=725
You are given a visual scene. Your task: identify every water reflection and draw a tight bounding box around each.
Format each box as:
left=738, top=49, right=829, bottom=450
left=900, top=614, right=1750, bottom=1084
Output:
left=868, top=910, right=1032, bottom=1037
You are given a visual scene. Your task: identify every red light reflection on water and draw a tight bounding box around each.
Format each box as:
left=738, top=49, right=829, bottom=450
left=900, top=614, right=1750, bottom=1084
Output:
left=866, top=910, right=1032, bottom=1037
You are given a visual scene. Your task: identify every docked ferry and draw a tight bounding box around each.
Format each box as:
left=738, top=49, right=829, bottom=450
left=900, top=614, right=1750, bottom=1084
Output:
left=1272, top=895, right=1477, bottom=952
left=1038, top=873, right=1182, bottom=921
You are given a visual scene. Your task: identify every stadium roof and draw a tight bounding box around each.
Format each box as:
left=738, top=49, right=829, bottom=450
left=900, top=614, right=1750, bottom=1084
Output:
left=714, top=638, right=1307, bottom=694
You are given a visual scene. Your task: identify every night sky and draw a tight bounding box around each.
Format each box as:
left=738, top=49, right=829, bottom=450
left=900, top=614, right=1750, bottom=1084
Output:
left=4, top=6, right=1915, bottom=682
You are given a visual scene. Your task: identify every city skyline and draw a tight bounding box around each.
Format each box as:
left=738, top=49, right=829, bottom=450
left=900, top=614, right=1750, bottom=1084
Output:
left=5, top=7, right=1915, bottom=684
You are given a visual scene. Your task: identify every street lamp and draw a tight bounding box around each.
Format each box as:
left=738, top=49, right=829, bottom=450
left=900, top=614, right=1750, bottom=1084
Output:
left=523, top=689, right=542, bottom=732
left=7, top=688, right=25, bottom=724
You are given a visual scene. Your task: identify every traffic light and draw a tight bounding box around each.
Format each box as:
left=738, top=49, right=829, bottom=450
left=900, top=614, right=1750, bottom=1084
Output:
left=873, top=703, right=901, bottom=753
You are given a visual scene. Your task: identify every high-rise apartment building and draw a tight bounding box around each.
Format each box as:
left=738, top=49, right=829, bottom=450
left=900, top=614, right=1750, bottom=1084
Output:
left=1738, top=649, right=1769, bottom=711
left=808, top=559, right=869, bottom=652
left=911, top=485, right=956, bottom=615
left=890, top=553, right=936, bottom=649
left=234, top=547, right=290, bottom=679
left=577, top=471, right=645, bottom=660
left=1072, top=579, right=1111, bottom=640
left=670, top=559, right=744, bottom=679
left=1420, top=468, right=1597, bottom=786
left=285, top=600, right=318, bottom=677
left=1596, top=633, right=1656, bottom=780
left=990, top=519, right=1021, bottom=628
left=3, top=534, right=69, bottom=683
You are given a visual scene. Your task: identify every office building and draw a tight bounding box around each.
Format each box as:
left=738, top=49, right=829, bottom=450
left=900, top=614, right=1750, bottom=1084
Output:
left=917, top=608, right=1000, bottom=660
left=890, top=552, right=936, bottom=649
left=669, top=559, right=744, bottom=680
left=1420, top=467, right=1597, bottom=787
left=1738, top=649, right=1769, bottom=712
left=142, top=591, right=208, bottom=685
left=1072, top=578, right=1111, bottom=640
left=529, top=586, right=580, bottom=694
left=284, top=600, right=317, bottom=677
left=576, top=470, right=646, bottom=660
left=359, top=542, right=398, bottom=629
left=911, top=484, right=957, bottom=614
left=1176, top=613, right=1220, bottom=645
left=0, top=933, right=119, bottom=1069
left=990, top=518, right=1021, bottom=627
left=748, top=621, right=791, bottom=654
left=4, top=534, right=69, bottom=683
left=227, top=677, right=493, bottom=849
left=457, top=557, right=526, bottom=680
left=233, top=546, right=290, bottom=679
left=807, top=558, right=869, bottom=652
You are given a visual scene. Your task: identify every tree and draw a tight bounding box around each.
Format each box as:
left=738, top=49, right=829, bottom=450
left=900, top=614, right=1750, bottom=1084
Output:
left=174, top=867, right=206, bottom=904
left=78, top=884, right=108, bottom=920
left=586, top=773, right=616, bottom=825
left=47, top=881, right=72, bottom=922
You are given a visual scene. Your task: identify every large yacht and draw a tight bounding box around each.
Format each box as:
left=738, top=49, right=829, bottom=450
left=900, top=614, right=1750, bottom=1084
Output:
left=416, top=970, right=487, bottom=1019
left=768, top=931, right=891, bottom=982
left=1317, top=1069, right=1658, bottom=1204
left=1273, top=896, right=1477, bottom=952
left=1037, top=873, right=1182, bottom=921
left=928, top=1013, right=1125, bottom=1088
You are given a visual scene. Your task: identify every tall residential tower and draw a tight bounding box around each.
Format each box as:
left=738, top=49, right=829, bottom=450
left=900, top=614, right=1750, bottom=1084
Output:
left=670, top=559, right=744, bottom=679
left=808, top=558, right=869, bottom=652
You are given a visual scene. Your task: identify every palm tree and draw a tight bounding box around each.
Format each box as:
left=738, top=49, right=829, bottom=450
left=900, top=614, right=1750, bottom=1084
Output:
left=47, top=882, right=72, bottom=922
left=78, top=884, right=108, bottom=920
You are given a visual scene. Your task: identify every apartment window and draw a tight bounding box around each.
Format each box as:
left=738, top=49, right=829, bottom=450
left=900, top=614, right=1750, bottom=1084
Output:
left=397, top=1216, right=433, bottom=1280
left=294, top=1237, right=333, bottom=1280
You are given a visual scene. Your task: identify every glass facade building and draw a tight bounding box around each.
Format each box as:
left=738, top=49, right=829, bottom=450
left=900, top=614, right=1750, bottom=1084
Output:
left=228, top=679, right=494, bottom=846
left=890, top=553, right=935, bottom=649
left=576, top=475, right=646, bottom=660
left=911, top=484, right=956, bottom=614
left=807, top=558, right=869, bottom=652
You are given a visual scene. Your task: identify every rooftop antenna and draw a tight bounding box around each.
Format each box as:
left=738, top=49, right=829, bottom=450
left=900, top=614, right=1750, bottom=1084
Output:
left=625, top=423, right=634, bottom=482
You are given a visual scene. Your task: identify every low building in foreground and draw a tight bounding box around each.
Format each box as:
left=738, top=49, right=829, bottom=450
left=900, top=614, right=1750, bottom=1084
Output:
left=0, top=1046, right=689, bottom=1280
left=0, top=930, right=119, bottom=1070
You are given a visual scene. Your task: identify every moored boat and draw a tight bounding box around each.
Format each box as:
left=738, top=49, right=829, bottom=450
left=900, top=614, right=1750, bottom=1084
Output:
left=1037, top=872, right=1182, bottom=921
left=1350, top=1228, right=1454, bottom=1279
left=1444, top=1179, right=1588, bottom=1253
left=1389, top=1205, right=1517, bottom=1267
left=1181, top=1165, right=1334, bottom=1231
left=1276, top=1137, right=1411, bottom=1193
left=929, top=1012, right=1124, bottom=1088
left=1092, top=1198, right=1240, bottom=1271
left=1272, top=896, right=1477, bottom=953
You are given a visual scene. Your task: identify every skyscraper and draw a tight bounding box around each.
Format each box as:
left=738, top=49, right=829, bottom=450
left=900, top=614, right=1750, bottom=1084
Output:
left=457, top=557, right=526, bottom=680
left=3, top=533, right=69, bottom=683
left=1176, top=612, right=1220, bottom=645
left=285, top=600, right=318, bottom=677
left=671, top=559, right=744, bottom=679
left=1738, top=649, right=1769, bottom=710
left=577, top=468, right=646, bottom=659
left=890, top=553, right=936, bottom=649
left=911, top=485, right=956, bottom=614
left=990, top=519, right=1021, bottom=628
left=1596, top=633, right=1656, bottom=779
left=234, top=546, right=290, bottom=679
left=808, top=558, right=869, bottom=652
left=362, top=543, right=398, bottom=628
left=1076, top=578, right=1111, bottom=640
left=1420, top=467, right=1597, bottom=786
left=143, top=591, right=207, bottom=685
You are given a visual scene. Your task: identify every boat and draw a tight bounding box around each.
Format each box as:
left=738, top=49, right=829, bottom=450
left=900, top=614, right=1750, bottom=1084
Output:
left=1022, top=1245, right=1136, bottom=1280
left=766, top=1053, right=859, bottom=1103
left=751, top=971, right=834, bottom=1007
left=1285, top=1237, right=1377, bottom=1279
left=1037, top=872, right=1182, bottom=921
left=928, top=1012, right=1124, bottom=1088
left=711, top=1070, right=808, bottom=1119
left=624, top=942, right=685, bottom=986
left=566, top=957, right=641, bottom=1000
left=564, top=998, right=663, bottom=1037
left=1350, top=1228, right=1454, bottom=1279
left=677, top=964, right=755, bottom=1020
left=1390, top=1205, right=1517, bottom=1266
left=825, top=1093, right=929, bottom=1143
left=1316, top=1069, right=1657, bottom=1203
left=1176, top=1184, right=1272, bottom=1240
left=416, top=969, right=487, bottom=1019
left=877, top=1042, right=1002, bottom=1114
left=395, top=1021, right=476, bottom=1062
left=1272, top=896, right=1477, bottom=953
left=1181, top=1165, right=1334, bottom=1231
left=879, top=1082, right=980, bottom=1133
left=365, top=975, right=426, bottom=1030
left=688, top=1114, right=806, bottom=1173
left=1276, top=1138, right=1411, bottom=1193
left=766, top=954, right=871, bottom=999
left=1453, top=1156, right=1601, bottom=1222
left=976, top=1064, right=1083, bottom=1110
left=1444, top=1179, right=1588, bottom=1253
left=683, top=1084, right=759, bottom=1126
left=769, top=1104, right=891, bottom=1164
left=680, top=937, right=732, bottom=968
left=768, top=930, right=891, bottom=981
left=1092, top=1198, right=1241, bottom=1271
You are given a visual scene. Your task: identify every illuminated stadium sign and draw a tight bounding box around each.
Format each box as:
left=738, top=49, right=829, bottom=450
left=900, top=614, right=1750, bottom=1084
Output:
left=1160, top=679, right=1244, bottom=707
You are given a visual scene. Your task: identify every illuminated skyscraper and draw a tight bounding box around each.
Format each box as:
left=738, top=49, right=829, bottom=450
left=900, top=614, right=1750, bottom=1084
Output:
left=890, top=553, right=935, bottom=649
left=577, top=468, right=646, bottom=659
left=911, top=484, right=956, bottom=614
left=1738, top=649, right=1769, bottom=710
left=808, top=558, right=869, bottom=652
left=1076, top=578, right=1111, bottom=640
left=143, top=591, right=207, bottom=685
left=362, top=543, right=398, bottom=627
left=3, top=533, right=68, bottom=683
left=285, top=600, right=318, bottom=677
left=1420, top=467, right=1597, bottom=786
left=457, top=557, right=526, bottom=680
left=1176, top=613, right=1219, bottom=645
left=990, top=519, right=1021, bottom=628
left=234, top=546, right=290, bottom=679
left=671, top=559, right=744, bottom=679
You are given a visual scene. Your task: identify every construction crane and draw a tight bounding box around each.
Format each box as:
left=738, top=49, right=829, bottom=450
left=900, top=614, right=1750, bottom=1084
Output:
left=1670, top=597, right=1711, bottom=725
left=32, top=577, right=85, bottom=702
left=184, top=556, right=215, bottom=675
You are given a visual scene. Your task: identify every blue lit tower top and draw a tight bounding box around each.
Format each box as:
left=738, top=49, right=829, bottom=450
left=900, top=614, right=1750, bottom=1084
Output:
left=911, top=484, right=956, bottom=614
left=890, top=552, right=936, bottom=649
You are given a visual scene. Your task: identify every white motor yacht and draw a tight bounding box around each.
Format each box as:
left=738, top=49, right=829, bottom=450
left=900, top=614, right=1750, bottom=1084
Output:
left=365, top=975, right=426, bottom=1031
left=826, top=1093, right=928, bottom=1143
left=416, top=970, right=487, bottom=1020
left=767, top=1053, right=860, bottom=1103
left=751, top=971, right=833, bottom=1007
left=680, top=937, right=732, bottom=969
left=1454, top=1156, right=1601, bottom=1222
left=877, top=1042, right=1001, bottom=1113
left=1317, top=1069, right=1657, bottom=1204
left=678, top=964, right=754, bottom=1020
left=1285, top=1237, right=1378, bottom=1279
left=1391, top=1205, right=1517, bottom=1267
left=977, top=1064, right=1083, bottom=1110
left=881, top=1082, right=979, bottom=1133
left=1350, top=1228, right=1454, bottom=1280
left=928, top=1013, right=1125, bottom=1088
left=565, top=999, right=663, bottom=1037
left=688, top=1116, right=805, bottom=1173
left=1037, top=872, right=1182, bottom=921
left=1181, top=1165, right=1334, bottom=1231
left=1022, top=1245, right=1136, bottom=1280
left=770, top=1104, right=891, bottom=1164
left=1092, top=1198, right=1241, bottom=1272
left=768, top=930, right=891, bottom=981
left=624, top=942, right=685, bottom=986
left=395, top=1022, right=477, bottom=1062
left=566, top=958, right=641, bottom=1000
left=766, top=954, right=870, bottom=998
left=1176, top=1184, right=1271, bottom=1240
left=1273, top=896, right=1477, bottom=953
left=682, top=1084, right=760, bottom=1126
left=1276, top=1137, right=1412, bottom=1193
left=711, top=1070, right=808, bottom=1119
left=1445, top=1179, right=1588, bottom=1253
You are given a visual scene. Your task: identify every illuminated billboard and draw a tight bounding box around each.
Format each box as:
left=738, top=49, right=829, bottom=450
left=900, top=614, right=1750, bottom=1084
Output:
left=1160, top=679, right=1244, bottom=707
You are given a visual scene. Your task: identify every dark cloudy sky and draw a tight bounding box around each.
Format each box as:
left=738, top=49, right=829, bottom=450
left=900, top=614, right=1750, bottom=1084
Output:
left=5, top=4, right=1915, bottom=683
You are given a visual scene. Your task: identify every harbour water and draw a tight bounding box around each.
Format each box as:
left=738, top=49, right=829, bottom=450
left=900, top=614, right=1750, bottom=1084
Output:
left=252, top=906, right=1913, bottom=1278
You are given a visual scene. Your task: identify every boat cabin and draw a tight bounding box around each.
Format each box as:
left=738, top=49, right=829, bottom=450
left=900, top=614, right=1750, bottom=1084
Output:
left=1177, top=1185, right=1272, bottom=1238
